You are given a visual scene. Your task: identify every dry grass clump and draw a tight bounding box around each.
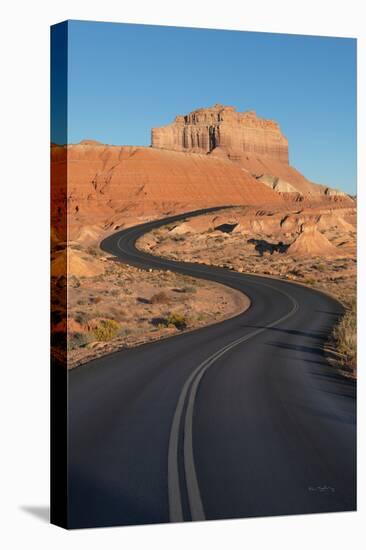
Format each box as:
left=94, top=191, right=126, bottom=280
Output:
left=167, top=312, right=188, bottom=330
left=331, top=299, right=356, bottom=375
left=93, top=319, right=120, bottom=342
left=67, top=332, right=90, bottom=351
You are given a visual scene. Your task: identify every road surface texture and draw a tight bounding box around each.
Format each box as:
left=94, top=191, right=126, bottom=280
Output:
left=68, top=207, right=356, bottom=529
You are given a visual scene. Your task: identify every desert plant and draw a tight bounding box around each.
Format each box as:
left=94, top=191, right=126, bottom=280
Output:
left=67, top=332, right=90, bottom=351
left=167, top=312, right=188, bottom=330
left=182, top=285, right=197, bottom=293
left=288, top=268, right=304, bottom=278
left=93, top=319, right=120, bottom=342
left=171, top=235, right=187, bottom=242
left=331, top=299, right=356, bottom=373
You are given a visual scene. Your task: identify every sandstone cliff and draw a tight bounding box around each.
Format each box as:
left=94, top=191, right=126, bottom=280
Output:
left=51, top=105, right=354, bottom=244
left=152, top=104, right=289, bottom=163
left=152, top=104, right=351, bottom=200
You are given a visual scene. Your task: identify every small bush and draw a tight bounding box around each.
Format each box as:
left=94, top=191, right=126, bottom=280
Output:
left=182, top=285, right=197, bottom=294
left=171, top=235, right=186, bottom=242
left=331, top=299, right=356, bottom=373
left=288, top=268, right=304, bottom=278
left=93, top=319, right=120, bottom=341
left=68, top=275, right=80, bottom=288
left=67, top=332, right=90, bottom=351
left=167, top=312, right=188, bottom=330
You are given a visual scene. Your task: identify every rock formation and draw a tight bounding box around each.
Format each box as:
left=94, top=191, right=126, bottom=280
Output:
left=152, top=104, right=289, bottom=162
left=51, top=105, right=354, bottom=245
left=152, top=105, right=353, bottom=200
left=286, top=223, right=338, bottom=256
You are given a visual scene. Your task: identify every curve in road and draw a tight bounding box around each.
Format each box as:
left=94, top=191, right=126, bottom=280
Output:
left=68, top=207, right=356, bottom=529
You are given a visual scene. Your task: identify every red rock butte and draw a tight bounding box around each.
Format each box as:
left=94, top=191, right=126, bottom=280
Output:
left=51, top=104, right=354, bottom=240
left=152, top=104, right=289, bottom=163
left=152, top=104, right=351, bottom=199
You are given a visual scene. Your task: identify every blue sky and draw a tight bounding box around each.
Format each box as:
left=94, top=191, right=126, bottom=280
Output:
left=60, top=20, right=356, bottom=193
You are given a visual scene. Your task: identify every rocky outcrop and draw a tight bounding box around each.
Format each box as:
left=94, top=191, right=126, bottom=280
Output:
left=257, top=174, right=299, bottom=194
left=286, top=223, right=338, bottom=256
left=152, top=104, right=289, bottom=163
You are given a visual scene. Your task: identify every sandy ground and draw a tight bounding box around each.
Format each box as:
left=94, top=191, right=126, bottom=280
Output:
left=137, top=206, right=356, bottom=307
left=51, top=242, right=249, bottom=369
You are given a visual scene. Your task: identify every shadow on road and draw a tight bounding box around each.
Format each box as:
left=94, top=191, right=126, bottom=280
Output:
left=238, top=323, right=327, bottom=341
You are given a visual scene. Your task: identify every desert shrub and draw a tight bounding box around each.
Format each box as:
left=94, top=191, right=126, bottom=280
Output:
left=331, top=299, right=356, bottom=373
left=67, top=332, right=90, bottom=351
left=171, top=235, right=186, bottom=242
left=150, top=316, right=168, bottom=327
left=288, top=268, right=304, bottom=278
left=150, top=291, right=170, bottom=304
left=68, top=275, right=80, bottom=288
left=182, top=285, right=197, bottom=293
left=93, top=319, right=120, bottom=342
left=167, top=312, right=188, bottom=330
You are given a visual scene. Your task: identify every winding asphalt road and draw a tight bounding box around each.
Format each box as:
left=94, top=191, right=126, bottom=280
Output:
left=68, top=207, right=356, bottom=529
